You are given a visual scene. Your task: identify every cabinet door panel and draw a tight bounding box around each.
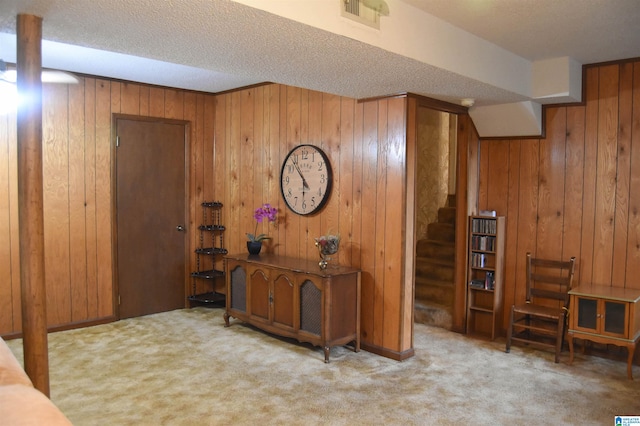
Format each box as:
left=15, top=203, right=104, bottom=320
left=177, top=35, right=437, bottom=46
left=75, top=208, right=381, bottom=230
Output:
left=576, top=297, right=598, bottom=330
left=229, top=264, right=246, bottom=312
left=603, top=301, right=627, bottom=336
left=250, top=269, right=270, bottom=321
left=300, top=279, right=322, bottom=336
left=272, top=273, right=294, bottom=328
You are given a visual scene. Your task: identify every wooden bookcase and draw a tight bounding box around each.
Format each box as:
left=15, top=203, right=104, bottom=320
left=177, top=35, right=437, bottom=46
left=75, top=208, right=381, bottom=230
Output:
left=466, top=215, right=505, bottom=340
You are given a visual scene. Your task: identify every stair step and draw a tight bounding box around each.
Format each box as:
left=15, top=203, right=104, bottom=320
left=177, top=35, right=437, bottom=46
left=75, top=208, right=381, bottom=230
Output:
left=414, top=301, right=452, bottom=330
left=415, top=196, right=455, bottom=330
left=416, top=239, right=455, bottom=259
left=415, top=257, right=454, bottom=281
left=427, top=223, right=455, bottom=242
left=437, top=206, right=456, bottom=225
left=415, top=277, right=454, bottom=305
left=446, top=194, right=456, bottom=207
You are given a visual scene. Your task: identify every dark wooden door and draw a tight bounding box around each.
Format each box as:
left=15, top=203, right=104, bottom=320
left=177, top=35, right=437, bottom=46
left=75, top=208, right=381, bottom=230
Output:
left=115, top=117, right=187, bottom=319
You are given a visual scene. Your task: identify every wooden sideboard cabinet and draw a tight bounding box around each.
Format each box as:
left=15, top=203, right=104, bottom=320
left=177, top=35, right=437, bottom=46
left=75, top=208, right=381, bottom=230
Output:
left=223, top=254, right=361, bottom=362
left=568, top=284, right=640, bottom=379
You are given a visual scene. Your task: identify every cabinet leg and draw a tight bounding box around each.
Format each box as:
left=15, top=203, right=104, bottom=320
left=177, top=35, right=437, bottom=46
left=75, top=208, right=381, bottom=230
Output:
left=323, top=346, right=330, bottom=363
left=223, top=312, right=230, bottom=327
left=627, top=343, right=635, bottom=380
left=568, top=334, right=574, bottom=365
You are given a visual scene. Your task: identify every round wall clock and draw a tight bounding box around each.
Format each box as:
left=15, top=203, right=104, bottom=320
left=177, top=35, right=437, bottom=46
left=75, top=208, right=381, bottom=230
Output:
left=280, top=144, right=332, bottom=216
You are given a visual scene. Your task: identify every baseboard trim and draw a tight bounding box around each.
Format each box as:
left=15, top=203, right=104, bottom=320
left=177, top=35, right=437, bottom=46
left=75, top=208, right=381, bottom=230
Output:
left=361, top=342, right=415, bottom=361
left=1, top=316, right=117, bottom=340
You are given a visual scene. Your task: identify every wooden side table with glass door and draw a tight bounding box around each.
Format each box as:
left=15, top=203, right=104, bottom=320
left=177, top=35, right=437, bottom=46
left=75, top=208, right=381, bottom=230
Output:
left=567, top=284, right=640, bottom=379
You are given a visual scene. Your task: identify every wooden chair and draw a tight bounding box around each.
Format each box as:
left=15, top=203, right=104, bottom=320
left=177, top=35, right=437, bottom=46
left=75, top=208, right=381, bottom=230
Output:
left=505, top=252, right=576, bottom=363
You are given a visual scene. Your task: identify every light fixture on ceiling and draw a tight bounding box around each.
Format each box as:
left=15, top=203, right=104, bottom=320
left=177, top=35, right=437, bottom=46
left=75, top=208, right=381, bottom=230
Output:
left=461, top=98, right=475, bottom=108
left=0, top=59, right=79, bottom=84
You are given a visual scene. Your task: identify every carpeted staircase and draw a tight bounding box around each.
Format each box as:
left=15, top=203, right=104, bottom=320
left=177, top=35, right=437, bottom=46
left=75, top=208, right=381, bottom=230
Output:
left=414, top=195, right=455, bottom=329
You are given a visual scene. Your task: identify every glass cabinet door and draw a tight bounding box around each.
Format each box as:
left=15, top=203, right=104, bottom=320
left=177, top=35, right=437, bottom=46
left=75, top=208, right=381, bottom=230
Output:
left=603, top=300, right=627, bottom=337
left=574, top=296, right=629, bottom=338
left=576, top=297, right=598, bottom=330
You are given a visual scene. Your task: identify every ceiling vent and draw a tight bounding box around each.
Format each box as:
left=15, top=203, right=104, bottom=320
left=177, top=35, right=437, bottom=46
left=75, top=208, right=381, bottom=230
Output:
left=342, top=0, right=389, bottom=29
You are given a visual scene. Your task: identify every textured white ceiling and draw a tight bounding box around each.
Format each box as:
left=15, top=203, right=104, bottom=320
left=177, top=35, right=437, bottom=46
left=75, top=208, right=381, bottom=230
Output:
left=403, top=0, right=640, bottom=64
left=0, top=0, right=639, bottom=107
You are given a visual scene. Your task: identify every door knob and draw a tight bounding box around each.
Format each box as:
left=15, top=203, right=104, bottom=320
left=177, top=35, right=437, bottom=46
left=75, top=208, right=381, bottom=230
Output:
left=176, top=225, right=185, bottom=232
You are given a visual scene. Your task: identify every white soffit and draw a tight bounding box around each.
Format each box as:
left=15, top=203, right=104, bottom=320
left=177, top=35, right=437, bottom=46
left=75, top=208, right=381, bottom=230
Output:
left=532, top=57, right=582, bottom=104
left=232, top=0, right=533, bottom=103
left=469, top=101, right=543, bottom=138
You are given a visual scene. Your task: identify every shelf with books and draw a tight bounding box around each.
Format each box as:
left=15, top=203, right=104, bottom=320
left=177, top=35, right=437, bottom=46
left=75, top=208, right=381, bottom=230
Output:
left=466, top=215, right=505, bottom=340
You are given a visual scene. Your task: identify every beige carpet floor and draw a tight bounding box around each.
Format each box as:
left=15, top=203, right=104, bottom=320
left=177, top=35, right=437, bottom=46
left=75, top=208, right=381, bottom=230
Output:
left=6, top=307, right=640, bottom=425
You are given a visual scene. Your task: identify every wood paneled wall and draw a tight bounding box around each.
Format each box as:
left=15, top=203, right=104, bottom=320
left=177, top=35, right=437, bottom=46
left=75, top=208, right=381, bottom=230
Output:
left=214, top=86, right=413, bottom=358
left=475, top=59, right=640, bottom=331
left=0, top=80, right=414, bottom=358
left=0, top=78, right=218, bottom=335
left=8, top=59, right=635, bottom=355
left=5, top=58, right=636, bottom=353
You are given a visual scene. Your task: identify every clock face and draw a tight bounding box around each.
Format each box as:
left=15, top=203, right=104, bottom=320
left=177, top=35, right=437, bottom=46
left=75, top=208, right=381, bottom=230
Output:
left=280, top=144, right=332, bottom=216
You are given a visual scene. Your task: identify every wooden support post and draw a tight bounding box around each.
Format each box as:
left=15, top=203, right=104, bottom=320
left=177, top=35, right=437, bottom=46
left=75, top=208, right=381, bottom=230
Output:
left=16, top=13, right=50, bottom=397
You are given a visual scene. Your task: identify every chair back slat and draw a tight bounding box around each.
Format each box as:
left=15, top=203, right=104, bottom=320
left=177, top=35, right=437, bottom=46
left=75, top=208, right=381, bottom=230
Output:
left=530, top=288, right=569, bottom=302
left=508, top=252, right=577, bottom=363
left=529, top=273, right=572, bottom=286
left=530, top=258, right=571, bottom=269
left=525, top=253, right=576, bottom=306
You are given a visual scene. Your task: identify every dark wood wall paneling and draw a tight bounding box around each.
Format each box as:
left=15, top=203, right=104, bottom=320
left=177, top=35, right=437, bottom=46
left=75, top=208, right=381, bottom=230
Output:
left=0, top=80, right=414, bottom=358
left=6, top=59, right=634, bottom=350
left=214, top=86, right=412, bottom=357
left=476, top=60, right=640, bottom=331
left=0, top=79, right=218, bottom=335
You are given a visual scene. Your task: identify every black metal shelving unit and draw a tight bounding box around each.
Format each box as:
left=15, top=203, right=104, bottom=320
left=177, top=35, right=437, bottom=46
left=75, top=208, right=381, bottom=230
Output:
left=188, top=201, right=227, bottom=307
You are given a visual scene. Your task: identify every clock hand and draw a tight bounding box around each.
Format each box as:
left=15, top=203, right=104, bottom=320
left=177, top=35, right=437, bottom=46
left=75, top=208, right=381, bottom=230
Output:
left=292, top=158, right=310, bottom=190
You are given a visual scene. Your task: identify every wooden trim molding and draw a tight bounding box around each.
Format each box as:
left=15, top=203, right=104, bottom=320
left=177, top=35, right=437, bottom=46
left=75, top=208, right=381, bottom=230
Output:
left=408, top=93, right=469, bottom=115
left=360, top=341, right=415, bottom=361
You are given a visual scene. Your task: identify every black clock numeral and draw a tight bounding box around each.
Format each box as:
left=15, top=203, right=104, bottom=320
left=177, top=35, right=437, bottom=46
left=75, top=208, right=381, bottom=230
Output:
left=301, top=149, right=309, bottom=160
left=286, top=188, right=292, bottom=197
left=310, top=196, right=316, bottom=207
left=320, top=173, right=326, bottom=184
left=317, top=161, right=324, bottom=171
left=284, top=176, right=290, bottom=185
left=301, top=199, right=307, bottom=211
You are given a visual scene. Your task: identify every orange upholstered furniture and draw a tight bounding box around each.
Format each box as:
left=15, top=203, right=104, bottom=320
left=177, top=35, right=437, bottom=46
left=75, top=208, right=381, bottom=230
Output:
left=0, top=337, right=72, bottom=425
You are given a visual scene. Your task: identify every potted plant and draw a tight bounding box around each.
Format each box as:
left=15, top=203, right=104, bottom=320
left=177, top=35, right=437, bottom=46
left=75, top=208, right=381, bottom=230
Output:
left=246, top=203, right=278, bottom=254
